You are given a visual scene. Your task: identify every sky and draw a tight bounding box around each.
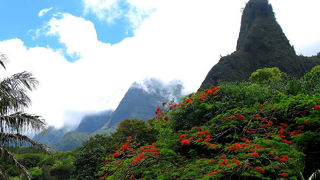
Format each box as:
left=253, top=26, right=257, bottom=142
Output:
left=0, top=0, right=320, bottom=128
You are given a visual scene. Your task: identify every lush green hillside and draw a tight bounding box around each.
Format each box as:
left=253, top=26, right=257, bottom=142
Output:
left=51, top=132, right=90, bottom=151
left=200, top=0, right=320, bottom=89
left=6, top=67, right=320, bottom=179
left=8, top=0, right=319, bottom=179
left=33, top=126, right=69, bottom=145
left=100, top=66, right=320, bottom=179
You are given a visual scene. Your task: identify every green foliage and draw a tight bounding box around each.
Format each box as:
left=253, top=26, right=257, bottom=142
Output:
left=72, top=118, right=157, bottom=179
left=300, top=65, right=320, bottom=93
left=51, top=132, right=90, bottom=151
left=113, top=118, right=158, bottom=145
left=3, top=149, right=76, bottom=180
left=33, top=126, right=68, bottom=145
left=99, top=67, right=320, bottom=179
left=16, top=153, right=44, bottom=169
left=0, top=55, right=48, bottom=180
left=29, top=167, right=43, bottom=180
left=73, top=135, right=115, bottom=180
left=249, top=67, right=281, bottom=83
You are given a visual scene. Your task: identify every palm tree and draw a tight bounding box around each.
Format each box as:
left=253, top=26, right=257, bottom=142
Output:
left=0, top=53, right=49, bottom=180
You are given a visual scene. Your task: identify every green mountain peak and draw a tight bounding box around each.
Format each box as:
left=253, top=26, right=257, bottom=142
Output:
left=236, top=0, right=291, bottom=53
left=199, top=0, right=320, bottom=89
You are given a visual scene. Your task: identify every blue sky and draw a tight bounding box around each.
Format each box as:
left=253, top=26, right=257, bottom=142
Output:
left=0, top=0, right=135, bottom=61
left=0, top=0, right=319, bottom=128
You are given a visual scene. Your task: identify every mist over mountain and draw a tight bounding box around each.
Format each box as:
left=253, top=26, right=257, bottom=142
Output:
left=110, top=79, right=184, bottom=126
left=200, top=0, right=320, bottom=89
left=75, top=110, right=113, bottom=133
left=33, top=78, right=185, bottom=151
left=95, top=78, right=185, bottom=135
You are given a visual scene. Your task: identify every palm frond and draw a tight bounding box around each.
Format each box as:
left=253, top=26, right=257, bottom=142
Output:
left=0, top=112, right=46, bottom=134
left=309, top=169, right=320, bottom=180
left=0, top=53, right=6, bottom=69
left=0, top=147, right=31, bottom=180
left=0, top=132, right=51, bottom=153
left=300, top=172, right=305, bottom=180
left=0, top=71, right=38, bottom=114
left=10, top=71, right=38, bottom=91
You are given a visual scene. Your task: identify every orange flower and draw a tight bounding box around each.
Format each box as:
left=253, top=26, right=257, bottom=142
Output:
left=180, top=134, right=186, bottom=141
left=281, top=172, right=289, bottom=178
left=207, top=171, right=218, bottom=176
left=198, top=93, right=207, bottom=100
left=113, top=151, right=120, bottom=157
left=197, top=138, right=203, bottom=142
left=234, top=160, right=240, bottom=165
left=155, top=107, right=161, bottom=114
left=280, top=155, right=288, bottom=162
left=255, top=166, right=265, bottom=173
left=268, top=121, right=273, bottom=127
left=181, top=139, right=191, bottom=146
left=192, top=126, right=200, bottom=130
left=103, top=173, right=108, bottom=178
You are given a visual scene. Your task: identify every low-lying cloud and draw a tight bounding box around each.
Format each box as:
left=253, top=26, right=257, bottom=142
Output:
left=0, top=0, right=319, bottom=128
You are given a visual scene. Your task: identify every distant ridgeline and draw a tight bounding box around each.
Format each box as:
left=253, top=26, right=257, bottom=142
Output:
left=95, top=79, right=184, bottom=135
left=33, top=79, right=185, bottom=151
left=200, top=0, right=320, bottom=89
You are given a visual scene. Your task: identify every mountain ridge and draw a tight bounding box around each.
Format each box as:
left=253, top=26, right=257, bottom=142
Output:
left=33, top=79, right=185, bottom=151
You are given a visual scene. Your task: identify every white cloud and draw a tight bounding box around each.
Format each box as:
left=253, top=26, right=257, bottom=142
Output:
left=39, top=7, right=53, bottom=17
left=82, top=0, right=123, bottom=23
left=269, top=0, right=320, bottom=54
left=46, top=13, right=104, bottom=58
left=1, top=0, right=320, bottom=129
left=82, top=0, right=155, bottom=29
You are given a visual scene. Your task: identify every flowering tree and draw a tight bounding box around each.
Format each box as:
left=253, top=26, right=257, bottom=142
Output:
left=100, top=66, right=320, bottom=179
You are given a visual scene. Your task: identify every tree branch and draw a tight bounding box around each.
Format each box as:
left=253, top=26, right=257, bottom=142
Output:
left=0, top=147, right=31, bottom=180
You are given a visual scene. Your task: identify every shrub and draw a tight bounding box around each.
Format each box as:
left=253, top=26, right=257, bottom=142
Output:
left=249, top=67, right=282, bottom=84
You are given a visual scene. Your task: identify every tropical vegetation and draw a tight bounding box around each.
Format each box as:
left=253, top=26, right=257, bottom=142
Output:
left=1, top=0, right=320, bottom=179
left=0, top=53, right=49, bottom=180
left=99, top=66, right=320, bottom=179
